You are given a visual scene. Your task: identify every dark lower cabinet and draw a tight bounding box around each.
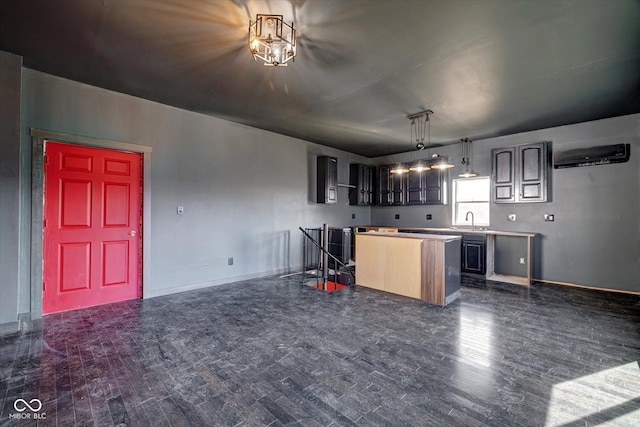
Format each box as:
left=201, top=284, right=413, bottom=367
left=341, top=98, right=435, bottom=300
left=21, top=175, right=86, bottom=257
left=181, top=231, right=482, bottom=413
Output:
left=461, top=236, right=486, bottom=275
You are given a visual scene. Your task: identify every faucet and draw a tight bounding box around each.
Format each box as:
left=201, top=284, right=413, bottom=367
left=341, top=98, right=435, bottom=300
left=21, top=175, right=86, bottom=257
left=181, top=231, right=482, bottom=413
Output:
left=465, top=211, right=475, bottom=230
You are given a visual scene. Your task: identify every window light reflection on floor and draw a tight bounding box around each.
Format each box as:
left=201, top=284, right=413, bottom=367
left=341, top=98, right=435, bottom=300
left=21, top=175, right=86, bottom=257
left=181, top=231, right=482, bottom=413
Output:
left=545, top=361, right=640, bottom=426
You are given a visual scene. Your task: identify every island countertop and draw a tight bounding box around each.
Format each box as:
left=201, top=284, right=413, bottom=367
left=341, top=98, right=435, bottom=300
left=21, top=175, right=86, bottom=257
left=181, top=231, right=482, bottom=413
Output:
left=364, top=231, right=462, bottom=240
left=355, top=226, right=536, bottom=238
left=354, top=226, right=536, bottom=286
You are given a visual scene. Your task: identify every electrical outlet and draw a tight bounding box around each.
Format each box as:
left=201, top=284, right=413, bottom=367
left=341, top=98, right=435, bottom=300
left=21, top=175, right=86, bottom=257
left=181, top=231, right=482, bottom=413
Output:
left=395, top=214, right=400, bottom=220
left=519, top=257, right=525, bottom=264
left=508, top=214, right=516, bottom=222
left=426, top=214, right=432, bottom=220
left=177, top=205, right=184, bottom=215
left=228, top=257, right=233, bottom=266
left=544, top=214, right=555, bottom=222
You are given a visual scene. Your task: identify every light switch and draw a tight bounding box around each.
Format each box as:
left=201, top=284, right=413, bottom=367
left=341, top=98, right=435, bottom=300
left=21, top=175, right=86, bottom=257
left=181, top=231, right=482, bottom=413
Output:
left=508, top=214, right=516, bottom=222
left=177, top=205, right=184, bottom=215
left=544, top=214, right=555, bottom=222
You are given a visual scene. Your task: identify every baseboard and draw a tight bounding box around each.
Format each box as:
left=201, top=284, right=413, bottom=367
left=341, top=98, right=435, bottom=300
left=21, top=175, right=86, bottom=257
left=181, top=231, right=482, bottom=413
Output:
left=0, top=321, right=19, bottom=336
left=537, top=279, right=640, bottom=296
left=144, top=267, right=299, bottom=299
left=0, top=312, right=37, bottom=336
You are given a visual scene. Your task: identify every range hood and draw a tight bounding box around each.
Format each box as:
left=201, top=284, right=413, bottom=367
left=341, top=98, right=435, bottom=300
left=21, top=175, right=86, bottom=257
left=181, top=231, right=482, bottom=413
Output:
left=553, top=143, right=630, bottom=169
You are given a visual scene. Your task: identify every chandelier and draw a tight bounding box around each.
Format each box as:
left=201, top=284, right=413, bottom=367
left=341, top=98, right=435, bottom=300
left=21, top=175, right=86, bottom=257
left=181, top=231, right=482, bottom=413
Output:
left=248, top=14, right=296, bottom=67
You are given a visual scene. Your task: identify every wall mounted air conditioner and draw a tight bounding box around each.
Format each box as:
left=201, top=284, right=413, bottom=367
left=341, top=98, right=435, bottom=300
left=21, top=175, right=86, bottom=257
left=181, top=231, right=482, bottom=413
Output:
left=553, top=143, right=630, bottom=169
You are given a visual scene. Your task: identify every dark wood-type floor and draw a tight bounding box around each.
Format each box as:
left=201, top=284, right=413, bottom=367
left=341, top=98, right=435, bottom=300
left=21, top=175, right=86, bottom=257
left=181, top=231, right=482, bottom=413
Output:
left=1, top=276, right=639, bottom=426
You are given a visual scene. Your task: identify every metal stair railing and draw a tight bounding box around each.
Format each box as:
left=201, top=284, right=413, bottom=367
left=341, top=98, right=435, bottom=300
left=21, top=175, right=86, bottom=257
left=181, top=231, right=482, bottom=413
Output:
left=299, top=226, right=355, bottom=290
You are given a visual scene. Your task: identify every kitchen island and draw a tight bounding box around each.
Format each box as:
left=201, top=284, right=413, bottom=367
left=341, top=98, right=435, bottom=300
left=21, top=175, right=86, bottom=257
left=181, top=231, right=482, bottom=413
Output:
left=355, top=232, right=461, bottom=306
left=355, top=226, right=537, bottom=286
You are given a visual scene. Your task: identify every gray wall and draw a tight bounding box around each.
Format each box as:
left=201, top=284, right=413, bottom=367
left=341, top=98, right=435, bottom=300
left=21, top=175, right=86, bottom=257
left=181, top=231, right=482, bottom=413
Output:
left=371, top=114, right=640, bottom=292
left=0, top=51, right=21, bottom=326
left=7, top=67, right=369, bottom=326
left=2, top=51, right=638, bottom=329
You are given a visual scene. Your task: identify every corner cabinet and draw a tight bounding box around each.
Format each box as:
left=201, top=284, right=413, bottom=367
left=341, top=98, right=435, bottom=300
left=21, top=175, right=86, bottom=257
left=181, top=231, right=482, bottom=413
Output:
left=349, top=164, right=374, bottom=206
left=317, top=156, right=337, bottom=204
left=492, top=142, right=550, bottom=203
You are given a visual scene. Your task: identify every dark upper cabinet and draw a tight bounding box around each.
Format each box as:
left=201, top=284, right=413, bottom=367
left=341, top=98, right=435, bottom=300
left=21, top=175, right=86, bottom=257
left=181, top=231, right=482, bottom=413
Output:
left=492, top=142, right=549, bottom=203
left=349, top=164, right=374, bottom=206
left=492, top=147, right=516, bottom=202
left=519, top=144, right=547, bottom=202
left=424, top=168, right=446, bottom=205
left=406, top=168, right=424, bottom=204
left=317, top=156, right=337, bottom=204
left=377, top=161, right=447, bottom=206
left=406, top=162, right=446, bottom=205
left=378, top=165, right=392, bottom=205
left=391, top=170, right=405, bottom=205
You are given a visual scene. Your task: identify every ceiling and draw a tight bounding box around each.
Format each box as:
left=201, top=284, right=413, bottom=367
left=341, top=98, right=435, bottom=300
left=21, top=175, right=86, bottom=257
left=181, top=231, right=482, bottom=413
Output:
left=1, top=0, right=639, bottom=157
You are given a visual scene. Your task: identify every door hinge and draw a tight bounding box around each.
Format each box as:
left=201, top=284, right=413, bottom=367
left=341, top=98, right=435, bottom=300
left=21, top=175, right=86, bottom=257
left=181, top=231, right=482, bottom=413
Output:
left=43, top=282, right=46, bottom=291
left=43, top=218, right=47, bottom=228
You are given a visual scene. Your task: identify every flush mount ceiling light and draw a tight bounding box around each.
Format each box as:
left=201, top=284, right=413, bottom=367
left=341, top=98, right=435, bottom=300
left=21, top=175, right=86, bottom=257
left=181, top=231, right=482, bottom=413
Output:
left=459, top=137, right=477, bottom=178
left=248, top=14, right=296, bottom=67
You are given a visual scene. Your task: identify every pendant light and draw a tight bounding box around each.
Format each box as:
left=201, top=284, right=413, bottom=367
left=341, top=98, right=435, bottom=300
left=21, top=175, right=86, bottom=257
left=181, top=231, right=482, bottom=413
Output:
left=431, top=156, right=455, bottom=170
left=391, top=112, right=430, bottom=175
left=409, top=111, right=431, bottom=172
left=390, top=163, right=409, bottom=174
left=409, top=109, right=453, bottom=171
left=459, top=138, right=477, bottom=178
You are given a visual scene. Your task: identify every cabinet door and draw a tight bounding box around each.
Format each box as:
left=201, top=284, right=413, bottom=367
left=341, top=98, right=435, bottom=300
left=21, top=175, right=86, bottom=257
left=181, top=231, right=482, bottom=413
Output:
left=391, top=172, right=405, bottom=205
left=363, top=166, right=374, bottom=205
left=462, top=241, right=486, bottom=274
left=424, top=169, right=445, bottom=205
left=378, top=165, right=392, bottom=205
left=406, top=168, right=424, bottom=204
left=492, top=147, right=516, bottom=203
left=317, top=156, right=337, bottom=204
left=518, top=143, right=547, bottom=202
left=349, top=164, right=375, bottom=206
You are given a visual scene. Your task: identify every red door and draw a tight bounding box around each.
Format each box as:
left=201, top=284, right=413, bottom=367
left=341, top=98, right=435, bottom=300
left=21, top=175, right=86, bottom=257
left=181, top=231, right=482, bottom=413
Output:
left=43, top=142, right=142, bottom=314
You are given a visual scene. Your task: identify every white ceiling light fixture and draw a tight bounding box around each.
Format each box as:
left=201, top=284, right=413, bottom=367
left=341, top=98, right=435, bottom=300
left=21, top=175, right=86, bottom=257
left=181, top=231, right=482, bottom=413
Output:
left=248, top=14, right=296, bottom=67
left=459, top=138, right=477, bottom=178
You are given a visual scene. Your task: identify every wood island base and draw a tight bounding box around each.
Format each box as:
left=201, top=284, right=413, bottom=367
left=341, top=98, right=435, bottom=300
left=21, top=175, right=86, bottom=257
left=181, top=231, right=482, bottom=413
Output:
left=355, top=232, right=461, bottom=306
